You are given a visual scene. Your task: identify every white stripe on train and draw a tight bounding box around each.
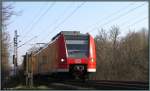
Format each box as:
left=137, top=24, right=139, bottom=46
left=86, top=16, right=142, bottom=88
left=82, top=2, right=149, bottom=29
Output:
left=53, top=68, right=96, bottom=72
left=87, top=68, right=96, bottom=72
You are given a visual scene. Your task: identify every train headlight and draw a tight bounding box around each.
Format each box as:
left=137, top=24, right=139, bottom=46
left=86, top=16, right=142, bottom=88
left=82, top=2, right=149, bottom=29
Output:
left=91, top=58, right=95, bottom=62
left=61, top=58, right=64, bottom=62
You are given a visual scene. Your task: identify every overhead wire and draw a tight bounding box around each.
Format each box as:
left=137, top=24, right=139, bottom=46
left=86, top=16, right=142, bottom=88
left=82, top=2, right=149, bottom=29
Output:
left=8, top=2, right=55, bottom=49
left=36, top=2, right=86, bottom=44
left=38, top=2, right=75, bottom=43
left=122, top=16, right=148, bottom=29
left=88, top=3, right=146, bottom=33
left=17, top=36, right=38, bottom=48
left=84, top=2, right=135, bottom=32
left=18, top=2, right=147, bottom=48
left=119, top=10, right=147, bottom=27
left=20, top=2, right=47, bottom=38
left=21, top=2, right=56, bottom=42
left=119, top=16, right=148, bottom=37
left=48, top=2, right=86, bottom=35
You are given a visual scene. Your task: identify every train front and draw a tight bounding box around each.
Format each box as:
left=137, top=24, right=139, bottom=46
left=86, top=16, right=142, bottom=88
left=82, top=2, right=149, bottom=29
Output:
left=63, top=31, right=96, bottom=79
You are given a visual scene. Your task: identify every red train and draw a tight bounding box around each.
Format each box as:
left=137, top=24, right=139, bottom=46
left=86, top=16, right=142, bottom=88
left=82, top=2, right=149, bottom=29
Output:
left=22, top=31, right=96, bottom=80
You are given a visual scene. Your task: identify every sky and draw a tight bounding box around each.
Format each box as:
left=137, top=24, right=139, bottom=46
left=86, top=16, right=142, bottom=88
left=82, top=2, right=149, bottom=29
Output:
left=4, top=1, right=148, bottom=66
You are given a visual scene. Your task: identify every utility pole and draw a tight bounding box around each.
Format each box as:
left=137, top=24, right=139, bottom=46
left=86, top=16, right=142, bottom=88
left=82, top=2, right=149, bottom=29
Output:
left=13, top=30, right=19, bottom=76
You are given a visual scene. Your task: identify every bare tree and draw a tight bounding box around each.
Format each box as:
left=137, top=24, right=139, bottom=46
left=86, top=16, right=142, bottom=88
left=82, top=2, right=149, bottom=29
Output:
left=2, top=3, right=15, bottom=26
left=109, top=25, right=120, bottom=48
left=95, top=28, right=113, bottom=80
left=95, top=26, right=148, bottom=81
left=120, top=28, right=148, bottom=81
left=109, top=26, right=121, bottom=80
left=1, top=2, right=16, bottom=89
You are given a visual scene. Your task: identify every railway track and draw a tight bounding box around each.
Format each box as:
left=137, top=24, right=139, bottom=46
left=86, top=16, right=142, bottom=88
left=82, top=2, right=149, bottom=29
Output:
left=33, top=77, right=149, bottom=90
left=5, top=78, right=148, bottom=90
left=57, top=80, right=148, bottom=90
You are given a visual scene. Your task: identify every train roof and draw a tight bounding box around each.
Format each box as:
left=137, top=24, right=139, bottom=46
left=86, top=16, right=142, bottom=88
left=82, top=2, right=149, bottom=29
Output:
left=33, top=31, right=89, bottom=56
left=61, top=31, right=80, bottom=35
left=51, top=31, right=88, bottom=40
left=34, top=36, right=59, bottom=56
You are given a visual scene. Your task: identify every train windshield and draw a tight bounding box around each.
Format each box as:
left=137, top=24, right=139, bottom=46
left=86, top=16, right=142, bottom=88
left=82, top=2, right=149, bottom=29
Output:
left=65, top=35, right=89, bottom=58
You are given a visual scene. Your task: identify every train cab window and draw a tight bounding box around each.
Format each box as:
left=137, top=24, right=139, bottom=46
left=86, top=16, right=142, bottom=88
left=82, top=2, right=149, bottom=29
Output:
left=65, top=35, right=89, bottom=58
left=67, top=44, right=88, bottom=58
